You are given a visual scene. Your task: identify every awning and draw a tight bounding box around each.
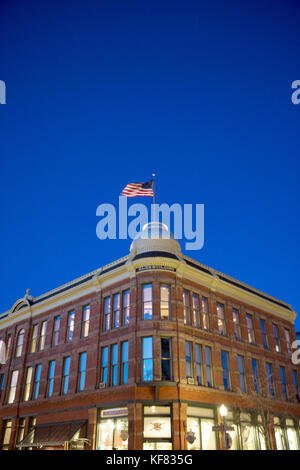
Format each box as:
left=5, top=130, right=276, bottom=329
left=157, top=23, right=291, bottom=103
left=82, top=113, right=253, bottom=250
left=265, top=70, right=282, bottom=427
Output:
left=17, top=420, right=87, bottom=448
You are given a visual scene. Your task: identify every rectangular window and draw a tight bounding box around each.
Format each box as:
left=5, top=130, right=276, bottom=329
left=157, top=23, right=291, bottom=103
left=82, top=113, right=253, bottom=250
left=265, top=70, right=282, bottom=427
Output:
left=101, top=346, right=108, bottom=385
left=113, top=294, right=121, bottom=329
left=192, top=293, right=200, bottom=328
left=23, top=367, right=33, bottom=402
left=8, top=370, right=19, bottom=404
left=103, top=297, right=111, bottom=331
left=266, top=362, right=275, bottom=398
left=78, top=352, right=87, bottom=391
left=160, top=285, right=171, bottom=320
left=46, top=360, right=56, bottom=398
left=1, top=420, right=12, bottom=449
left=232, top=308, right=241, bottom=340
left=201, top=297, right=209, bottom=330
left=260, top=319, right=268, bottom=349
left=32, top=364, right=42, bottom=400
left=39, top=320, right=47, bottom=351
left=185, top=341, right=193, bottom=379
left=111, top=344, right=118, bottom=386
left=280, top=366, right=288, bottom=401
left=205, top=346, right=213, bottom=387
left=6, top=335, right=11, bottom=361
left=15, top=330, right=24, bottom=357
left=81, top=305, right=90, bottom=338
left=31, top=324, right=39, bottom=353
left=17, top=418, right=25, bottom=447
left=123, top=290, right=130, bottom=325
left=66, top=311, right=75, bottom=343
left=121, top=341, right=128, bottom=384
left=292, top=370, right=299, bottom=402
left=183, top=290, right=191, bottom=325
left=238, top=355, right=246, bottom=392
left=52, top=316, right=60, bottom=347
left=246, top=314, right=255, bottom=344
left=61, top=356, right=71, bottom=395
left=284, top=328, right=291, bottom=356
left=221, top=350, right=230, bottom=391
left=142, top=284, right=153, bottom=320
left=273, top=324, right=281, bottom=352
left=252, top=358, right=260, bottom=394
left=195, top=344, right=203, bottom=385
left=161, top=338, right=172, bottom=381
left=217, top=303, right=226, bottom=335
left=142, top=337, right=153, bottom=381
left=0, top=374, right=5, bottom=398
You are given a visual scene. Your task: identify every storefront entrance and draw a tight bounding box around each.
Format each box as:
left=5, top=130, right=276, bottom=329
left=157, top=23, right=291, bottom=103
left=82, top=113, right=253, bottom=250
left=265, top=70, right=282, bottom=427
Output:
left=97, top=408, right=128, bottom=450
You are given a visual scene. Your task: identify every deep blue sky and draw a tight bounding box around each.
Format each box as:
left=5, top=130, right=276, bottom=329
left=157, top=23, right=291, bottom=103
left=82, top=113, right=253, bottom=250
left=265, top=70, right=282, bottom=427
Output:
left=1, top=0, right=299, bottom=331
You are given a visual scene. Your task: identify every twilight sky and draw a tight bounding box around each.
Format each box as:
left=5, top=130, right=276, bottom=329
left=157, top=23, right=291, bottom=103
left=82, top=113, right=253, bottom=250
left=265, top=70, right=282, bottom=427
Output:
left=0, top=0, right=300, bottom=331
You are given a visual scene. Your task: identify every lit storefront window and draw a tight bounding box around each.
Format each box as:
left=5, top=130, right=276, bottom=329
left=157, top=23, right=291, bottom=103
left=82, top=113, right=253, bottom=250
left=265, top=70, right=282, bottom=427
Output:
left=286, top=419, right=300, bottom=450
left=97, top=408, right=128, bottom=450
left=186, top=407, right=217, bottom=450
left=239, top=413, right=261, bottom=450
left=143, top=406, right=172, bottom=450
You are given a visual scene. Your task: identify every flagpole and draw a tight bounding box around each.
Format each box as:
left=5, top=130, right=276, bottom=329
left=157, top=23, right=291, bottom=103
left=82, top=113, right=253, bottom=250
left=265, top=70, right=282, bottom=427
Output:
left=152, top=173, right=156, bottom=223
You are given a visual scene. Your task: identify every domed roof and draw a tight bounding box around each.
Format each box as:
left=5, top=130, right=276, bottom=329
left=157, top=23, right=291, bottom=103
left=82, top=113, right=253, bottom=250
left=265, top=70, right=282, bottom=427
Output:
left=130, top=222, right=182, bottom=257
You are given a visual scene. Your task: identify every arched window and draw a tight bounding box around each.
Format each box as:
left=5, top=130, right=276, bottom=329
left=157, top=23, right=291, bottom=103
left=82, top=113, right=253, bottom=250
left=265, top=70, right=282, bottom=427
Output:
left=15, top=329, right=25, bottom=357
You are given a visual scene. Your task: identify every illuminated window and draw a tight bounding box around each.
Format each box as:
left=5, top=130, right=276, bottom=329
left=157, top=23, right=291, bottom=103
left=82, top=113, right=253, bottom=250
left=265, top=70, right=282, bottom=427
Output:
left=201, top=297, right=209, bottom=330
left=1, top=420, right=12, bottom=449
left=232, top=308, right=241, bottom=340
left=192, top=293, right=200, bottom=328
left=15, top=329, right=24, bottom=357
left=246, top=314, right=255, bottom=344
left=39, top=321, right=47, bottom=351
left=160, top=285, right=171, bottom=320
left=284, top=328, right=291, bottom=356
left=8, top=370, right=19, bottom=403
left=273, top=324, right=281, bottom=352
left=31, top=324, right=39, bottom=353
left=217, top=303, right=226, bottom=336
left=23, top=367, right=33, bottom=402
left=81, top=305, right=90, bottom=338
left=183, top=290, right=191, bottom=325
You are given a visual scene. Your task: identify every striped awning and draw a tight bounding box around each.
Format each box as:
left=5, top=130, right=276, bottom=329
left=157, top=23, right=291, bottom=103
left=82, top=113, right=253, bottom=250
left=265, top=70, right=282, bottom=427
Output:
left=17, top=420, right=87, bottom=448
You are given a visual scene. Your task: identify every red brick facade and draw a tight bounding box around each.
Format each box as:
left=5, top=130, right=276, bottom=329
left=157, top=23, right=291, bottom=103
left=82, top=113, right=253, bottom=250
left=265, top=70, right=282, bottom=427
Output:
left=0, top=240, right=300, bottom=450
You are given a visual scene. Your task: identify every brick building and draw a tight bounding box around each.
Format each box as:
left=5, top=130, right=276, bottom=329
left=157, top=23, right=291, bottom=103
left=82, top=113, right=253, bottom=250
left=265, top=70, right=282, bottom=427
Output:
left=0, top=222, right=299, bottom=450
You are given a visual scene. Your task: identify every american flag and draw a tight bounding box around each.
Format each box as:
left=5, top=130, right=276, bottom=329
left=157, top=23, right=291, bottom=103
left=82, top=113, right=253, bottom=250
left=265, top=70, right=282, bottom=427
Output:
left=121, top=179, right=154, bottom=197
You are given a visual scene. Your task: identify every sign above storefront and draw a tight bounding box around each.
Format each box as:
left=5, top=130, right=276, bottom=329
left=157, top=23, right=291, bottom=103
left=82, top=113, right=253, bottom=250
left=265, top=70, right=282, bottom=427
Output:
left=101, top=408, right=128, bottom=418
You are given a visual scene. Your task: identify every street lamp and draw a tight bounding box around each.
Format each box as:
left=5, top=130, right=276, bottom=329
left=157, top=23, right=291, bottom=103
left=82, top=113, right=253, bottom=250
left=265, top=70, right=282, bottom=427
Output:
left=219, top=405, right=231, bottom=450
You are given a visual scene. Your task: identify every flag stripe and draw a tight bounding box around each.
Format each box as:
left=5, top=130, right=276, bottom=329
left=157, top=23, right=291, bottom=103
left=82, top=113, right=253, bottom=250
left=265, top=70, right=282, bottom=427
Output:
left=121, top=180, right=154, bottom=197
